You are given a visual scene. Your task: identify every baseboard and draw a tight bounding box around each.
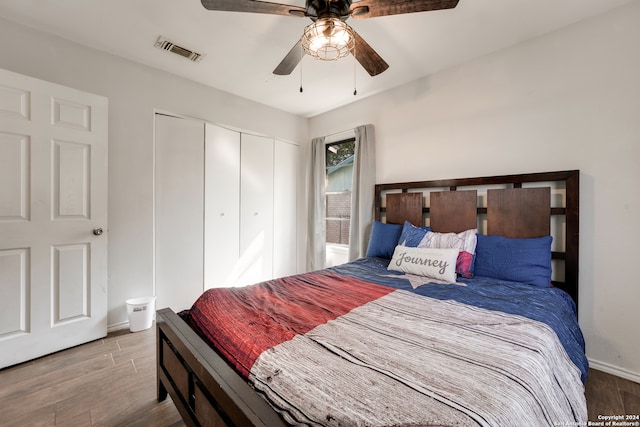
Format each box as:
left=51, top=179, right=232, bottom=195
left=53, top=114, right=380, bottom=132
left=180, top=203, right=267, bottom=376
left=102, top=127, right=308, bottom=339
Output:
left=107, top=321, right=130, bottom=333
left=588, top=358, right=640, bottom=384
left=107, top=320, right=157, bottom=334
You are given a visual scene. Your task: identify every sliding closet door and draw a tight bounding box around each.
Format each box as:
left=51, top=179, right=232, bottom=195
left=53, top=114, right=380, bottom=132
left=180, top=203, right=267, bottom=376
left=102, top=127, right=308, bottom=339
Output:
left=238, top=134, right=274, bottom=286
left=273, top=140, right=298, bottom=277
left=156, top=117, right=297, bottom=295
left=154, top=114, right=204, bottom=311
left=204, top=123, right=240, bottom=289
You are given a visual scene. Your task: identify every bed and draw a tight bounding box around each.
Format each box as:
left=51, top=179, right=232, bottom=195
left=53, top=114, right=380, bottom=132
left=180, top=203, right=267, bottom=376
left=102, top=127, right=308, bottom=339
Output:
left=156, top=170, right=586, bottom=427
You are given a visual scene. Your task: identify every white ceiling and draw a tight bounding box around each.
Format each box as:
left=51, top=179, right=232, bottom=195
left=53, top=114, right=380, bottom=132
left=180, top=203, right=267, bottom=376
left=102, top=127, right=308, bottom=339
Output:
left=0, top=0, right=633, bottom=117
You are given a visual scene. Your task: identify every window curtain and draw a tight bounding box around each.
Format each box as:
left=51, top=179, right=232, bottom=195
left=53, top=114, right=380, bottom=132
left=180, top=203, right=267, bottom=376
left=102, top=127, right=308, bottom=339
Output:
left=306, top=136, right=326, bottom=271
left=349, top=124, right=376, bottom=261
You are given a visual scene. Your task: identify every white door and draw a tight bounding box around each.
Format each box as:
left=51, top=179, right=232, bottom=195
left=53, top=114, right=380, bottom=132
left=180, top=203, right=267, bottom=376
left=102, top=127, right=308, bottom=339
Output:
left=154, top=114, right=204, bottom=312
left=238, top=133, right=274, bottom=286
left=273, top=140, right=298, bottom=278
left=204, top=123, right=240, bottom=289
left=0, top=68, right=108, bottom=368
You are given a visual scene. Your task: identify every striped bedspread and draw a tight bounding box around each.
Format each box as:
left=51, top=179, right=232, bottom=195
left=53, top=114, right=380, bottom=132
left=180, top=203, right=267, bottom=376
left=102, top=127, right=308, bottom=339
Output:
left=183, top=260, right=587, bottom=426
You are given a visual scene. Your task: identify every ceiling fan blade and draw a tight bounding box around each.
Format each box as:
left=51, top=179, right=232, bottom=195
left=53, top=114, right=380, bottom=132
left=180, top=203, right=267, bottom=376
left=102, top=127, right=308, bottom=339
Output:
left=273, top=39, right=304, bottom=75
left=352, top=31, right=389, bottom=76
left=201, top=0, right=306, bottom=17
left=350, top=0, right=459, bottom=19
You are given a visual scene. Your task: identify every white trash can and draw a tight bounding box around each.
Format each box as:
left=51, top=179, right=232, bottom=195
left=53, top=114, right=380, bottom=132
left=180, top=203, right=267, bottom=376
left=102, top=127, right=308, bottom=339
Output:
left=126, top=296, right=156, bottom=332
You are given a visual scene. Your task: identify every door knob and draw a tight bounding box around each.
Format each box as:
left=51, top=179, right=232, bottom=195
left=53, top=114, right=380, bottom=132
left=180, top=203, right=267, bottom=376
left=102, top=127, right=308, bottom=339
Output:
left=93, top=227, right=104, bottom=236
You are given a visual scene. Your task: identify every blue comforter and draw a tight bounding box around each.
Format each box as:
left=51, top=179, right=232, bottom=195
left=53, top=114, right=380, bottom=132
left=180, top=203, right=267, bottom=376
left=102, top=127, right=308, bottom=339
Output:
left=330, top=257, right=589, bottom=383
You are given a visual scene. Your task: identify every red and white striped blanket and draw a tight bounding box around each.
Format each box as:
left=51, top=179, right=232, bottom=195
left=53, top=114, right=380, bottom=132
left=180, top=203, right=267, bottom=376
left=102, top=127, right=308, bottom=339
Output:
left=183, top=269, right=586, bottom=426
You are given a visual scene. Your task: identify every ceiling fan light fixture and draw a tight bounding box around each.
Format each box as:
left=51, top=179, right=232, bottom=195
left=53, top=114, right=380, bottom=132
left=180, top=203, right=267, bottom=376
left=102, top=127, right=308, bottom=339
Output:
left=301, top=18, right=355, bottom=61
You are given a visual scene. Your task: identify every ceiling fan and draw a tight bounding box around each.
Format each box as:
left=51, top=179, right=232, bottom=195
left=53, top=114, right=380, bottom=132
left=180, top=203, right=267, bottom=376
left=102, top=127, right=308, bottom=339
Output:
left=201, top=0, right=460, bottom=77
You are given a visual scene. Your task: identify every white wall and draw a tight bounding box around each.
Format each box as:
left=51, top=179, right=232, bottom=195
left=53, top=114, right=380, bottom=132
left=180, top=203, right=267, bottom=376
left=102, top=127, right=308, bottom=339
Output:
left=310, top=2, right=640, bottom=382
left=0, top=17, right=309, bottom=328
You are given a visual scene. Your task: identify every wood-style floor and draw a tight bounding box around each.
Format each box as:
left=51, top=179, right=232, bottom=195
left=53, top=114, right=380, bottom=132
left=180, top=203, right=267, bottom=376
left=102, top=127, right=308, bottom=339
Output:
left=0, top=327, right=185, bottom=427
left=1, top=326, right=638, bottom=426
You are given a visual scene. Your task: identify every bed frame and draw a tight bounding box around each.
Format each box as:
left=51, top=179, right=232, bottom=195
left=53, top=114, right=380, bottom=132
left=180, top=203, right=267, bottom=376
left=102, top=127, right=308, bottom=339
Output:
left=157, top=170, right=580, bottom=427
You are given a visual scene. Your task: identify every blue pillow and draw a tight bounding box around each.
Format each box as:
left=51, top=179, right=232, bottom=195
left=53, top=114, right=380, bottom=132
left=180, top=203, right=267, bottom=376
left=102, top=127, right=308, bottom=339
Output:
left=365, top=221, right=403, bottom=259
left=397, top=221, right=432, bottom=247
left=474, top=234, right=553, bottom=287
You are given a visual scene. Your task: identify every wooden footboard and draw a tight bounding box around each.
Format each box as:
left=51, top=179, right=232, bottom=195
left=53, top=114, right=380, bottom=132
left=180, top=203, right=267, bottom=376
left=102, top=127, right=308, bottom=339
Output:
left=156, top=308, right=287, bottom=427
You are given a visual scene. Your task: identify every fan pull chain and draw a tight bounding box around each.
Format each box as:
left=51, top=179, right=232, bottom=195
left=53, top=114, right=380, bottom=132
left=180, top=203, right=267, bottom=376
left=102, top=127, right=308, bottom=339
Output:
left=299, top=41, right=304, bottom=93
left=353, top=45, right=357, bottom=96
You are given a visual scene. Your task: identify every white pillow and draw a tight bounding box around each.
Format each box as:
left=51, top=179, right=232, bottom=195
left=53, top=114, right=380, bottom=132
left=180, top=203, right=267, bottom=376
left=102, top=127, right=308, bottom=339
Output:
left=388, top=245, right=459, bottom=283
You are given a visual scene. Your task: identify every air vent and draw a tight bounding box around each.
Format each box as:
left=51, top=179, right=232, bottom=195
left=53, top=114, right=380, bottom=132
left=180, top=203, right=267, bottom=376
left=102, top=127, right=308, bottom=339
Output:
left=154, top=36, right=204, bottom=63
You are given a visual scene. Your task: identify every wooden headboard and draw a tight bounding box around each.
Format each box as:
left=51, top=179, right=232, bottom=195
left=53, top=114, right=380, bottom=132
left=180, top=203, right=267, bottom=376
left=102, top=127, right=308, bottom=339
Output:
left=374, top=170, right=579, bottom=307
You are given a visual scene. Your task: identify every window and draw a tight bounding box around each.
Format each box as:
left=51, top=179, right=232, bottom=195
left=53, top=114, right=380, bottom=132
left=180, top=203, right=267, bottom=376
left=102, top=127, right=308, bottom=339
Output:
left=325, top=138, right=355, bottom=245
